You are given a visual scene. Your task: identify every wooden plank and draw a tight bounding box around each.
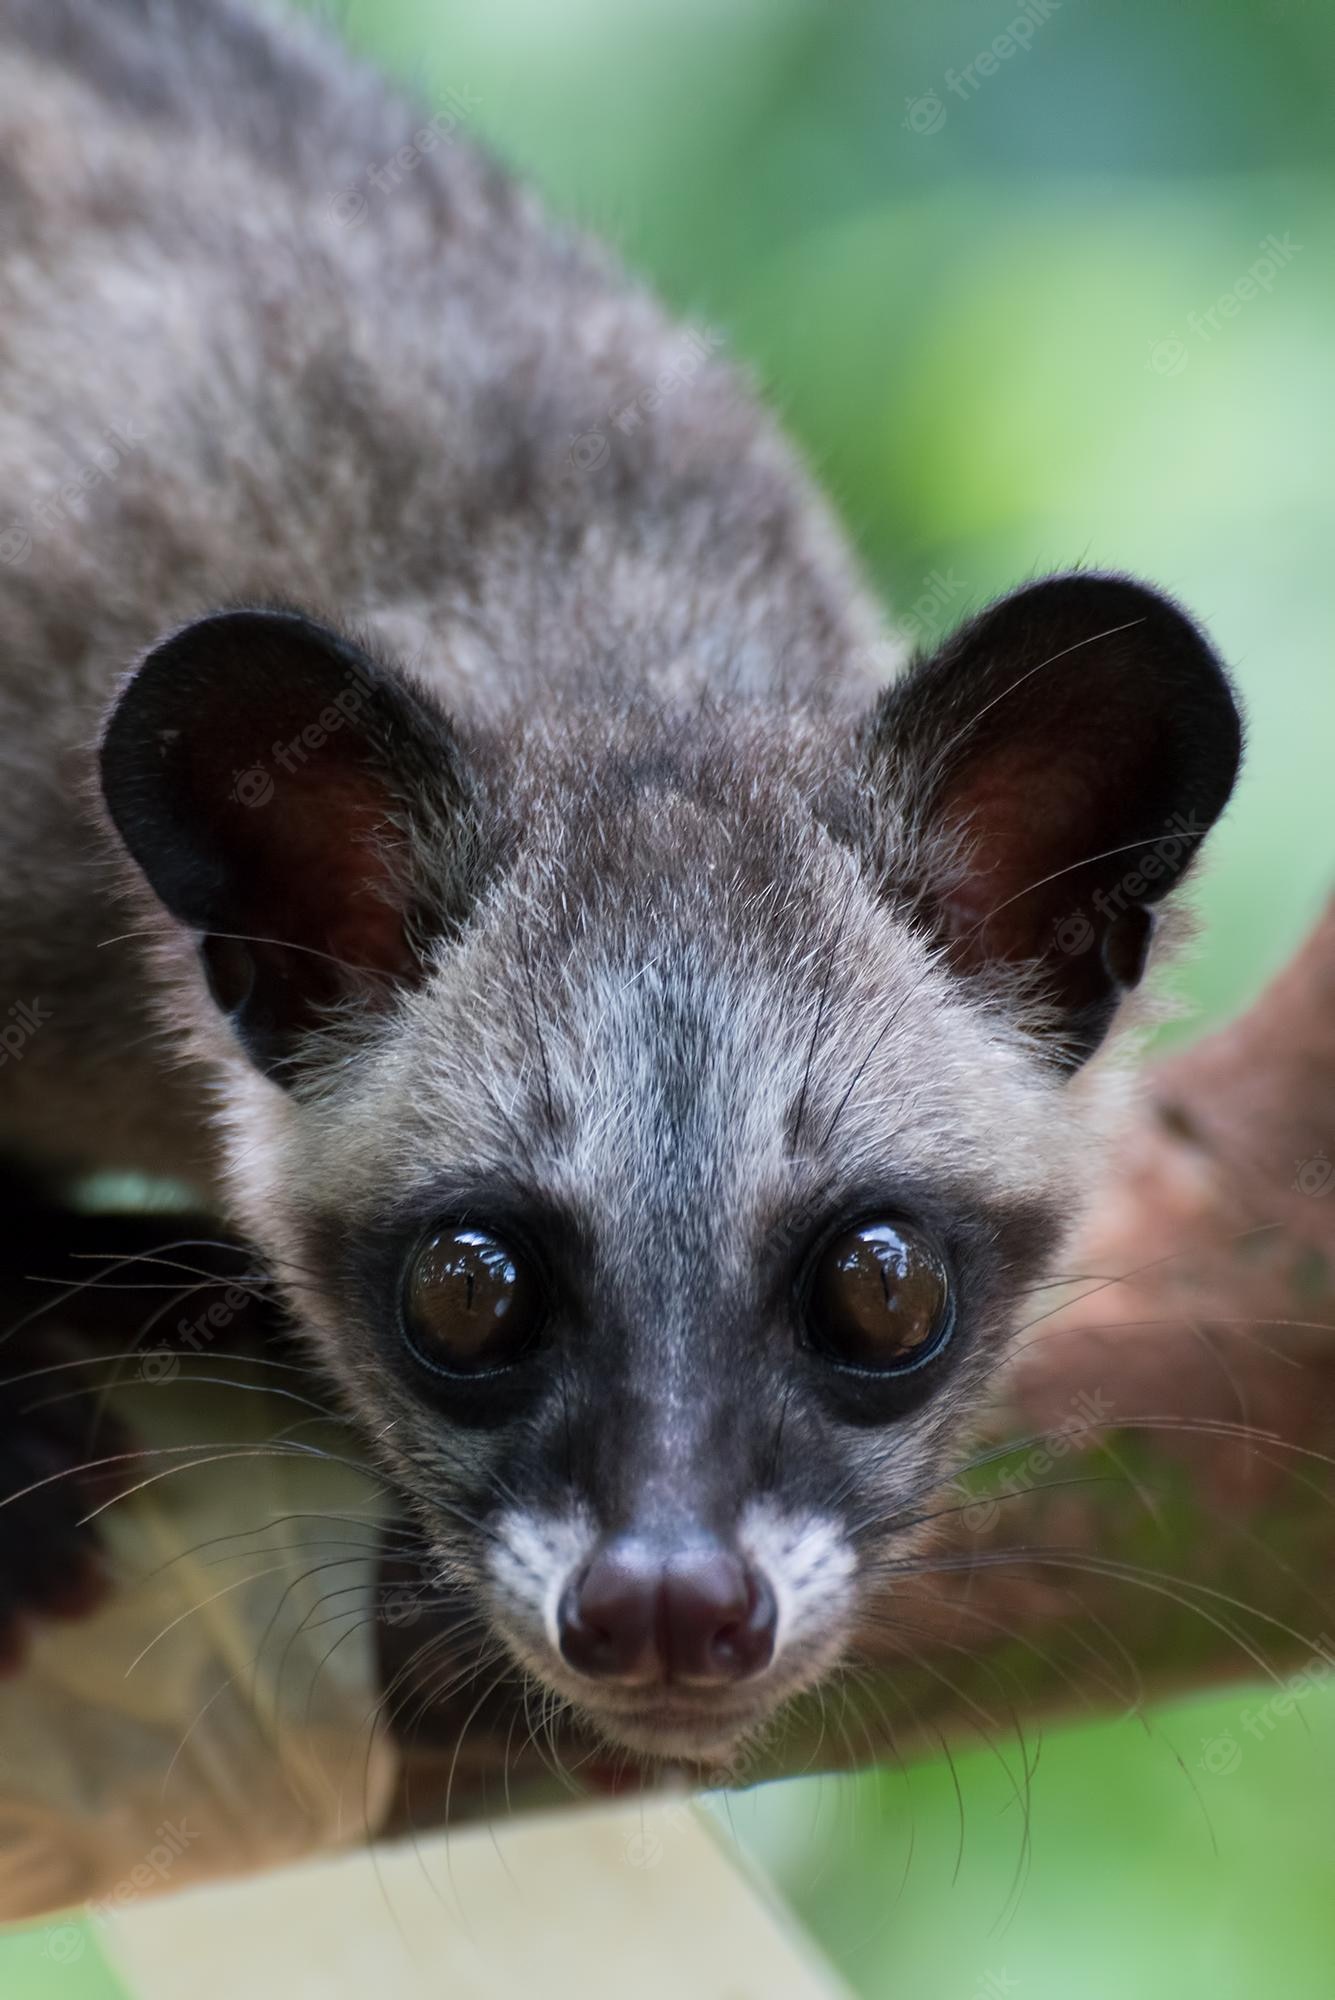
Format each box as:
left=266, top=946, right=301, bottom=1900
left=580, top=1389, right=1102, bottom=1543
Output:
left=104, top=1798, right=849, bottom=2000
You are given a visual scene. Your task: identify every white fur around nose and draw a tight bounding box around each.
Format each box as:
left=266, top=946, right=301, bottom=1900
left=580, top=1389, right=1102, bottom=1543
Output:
left=486, top=1498, right=856, bottom=1677
left=487, top=1506, right=598, bottom=1656
left=737, top=1499, right=856, bottom=1660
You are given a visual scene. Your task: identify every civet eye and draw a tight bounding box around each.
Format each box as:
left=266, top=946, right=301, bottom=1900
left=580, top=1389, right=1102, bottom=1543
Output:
left=804, top=1220, right=952, bottom=1374
left=403, top=1227, right=546, bottom=1375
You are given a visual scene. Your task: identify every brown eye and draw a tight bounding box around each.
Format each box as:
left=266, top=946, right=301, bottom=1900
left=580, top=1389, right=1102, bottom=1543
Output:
left=805, top=1221, right=952, bottom=1373
left=404, top=1227, right=545, bottom=1374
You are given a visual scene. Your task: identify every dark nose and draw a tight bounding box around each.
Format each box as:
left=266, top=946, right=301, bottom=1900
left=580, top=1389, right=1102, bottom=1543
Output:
left=558, top=1537, right=777, bottom=1687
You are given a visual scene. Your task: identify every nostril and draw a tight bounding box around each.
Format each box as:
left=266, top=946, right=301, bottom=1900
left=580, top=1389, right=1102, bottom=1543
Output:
left=558, top=1545, right=661, bottom=1685
left=663, top=1554, right=777, bottom=1685
left=716, top=1569, right=778, bottom=1680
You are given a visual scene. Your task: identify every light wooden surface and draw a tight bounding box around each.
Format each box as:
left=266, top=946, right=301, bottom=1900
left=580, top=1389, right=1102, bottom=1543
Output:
left=104, top=1798, right=849, bottom=2000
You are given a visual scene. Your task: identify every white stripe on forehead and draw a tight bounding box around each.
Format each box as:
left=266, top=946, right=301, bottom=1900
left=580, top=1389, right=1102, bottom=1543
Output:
left=544, top=924, right=1083, bottom=1219
left=291, top=847, right=1096, bottom=1239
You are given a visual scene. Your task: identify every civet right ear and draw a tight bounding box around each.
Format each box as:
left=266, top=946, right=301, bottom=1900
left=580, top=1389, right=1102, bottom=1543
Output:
left=865, top=571, right=1242, bottom=1067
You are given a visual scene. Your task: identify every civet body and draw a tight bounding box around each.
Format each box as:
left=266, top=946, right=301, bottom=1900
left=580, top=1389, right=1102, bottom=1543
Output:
left=0, top=0, right=1240, bottom=1759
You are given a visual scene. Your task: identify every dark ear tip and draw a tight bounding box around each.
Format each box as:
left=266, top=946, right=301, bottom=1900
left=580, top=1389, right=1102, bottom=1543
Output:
left=1014, top=565, right=1240, bottom=674
left=988, top=566, right=1244, bottom=788
left=97, top=613, right=247, bottom=877
left=101, top=607, right=309, bottom=770
left=999, top=568, right=1224, bottom=667
left=98, top=605, right=399, bottom=931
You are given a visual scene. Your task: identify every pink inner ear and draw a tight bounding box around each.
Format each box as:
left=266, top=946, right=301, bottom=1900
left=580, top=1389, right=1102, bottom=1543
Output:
left=324, top=902, right=419, bottom=983
left=229, top=762, right=419, bottom=987
left=939, top=753, right=1107, bottom=970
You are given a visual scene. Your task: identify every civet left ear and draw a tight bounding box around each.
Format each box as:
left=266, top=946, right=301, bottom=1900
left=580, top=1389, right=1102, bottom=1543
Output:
left=864, top=572, right=1243, bottom=1066
left=100, top=608, right=479, bottom=1081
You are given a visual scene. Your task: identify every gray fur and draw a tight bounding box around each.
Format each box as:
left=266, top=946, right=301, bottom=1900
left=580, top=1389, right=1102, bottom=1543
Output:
left=0, top=0, right=1235, bottom=1762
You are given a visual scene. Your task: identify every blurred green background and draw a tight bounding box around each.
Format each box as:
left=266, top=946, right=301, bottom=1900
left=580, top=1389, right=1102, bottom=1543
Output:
left=4, top=0, right=1332, bottom=1993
